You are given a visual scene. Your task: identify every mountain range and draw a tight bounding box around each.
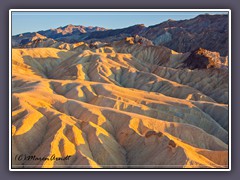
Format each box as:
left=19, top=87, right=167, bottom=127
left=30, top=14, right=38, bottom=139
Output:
left=12, top=14, right=228, bottom=56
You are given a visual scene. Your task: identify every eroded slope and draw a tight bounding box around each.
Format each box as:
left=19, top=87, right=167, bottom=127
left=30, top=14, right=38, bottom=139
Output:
left=12, top=41, right=229, bottom=168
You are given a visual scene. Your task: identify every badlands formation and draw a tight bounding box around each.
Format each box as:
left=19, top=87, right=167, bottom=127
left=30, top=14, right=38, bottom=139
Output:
left=12, top=16, right=229, bottom=169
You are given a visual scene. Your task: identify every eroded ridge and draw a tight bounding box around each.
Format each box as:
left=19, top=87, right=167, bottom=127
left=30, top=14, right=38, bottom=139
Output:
left=12, top=37, right=229, bottom=168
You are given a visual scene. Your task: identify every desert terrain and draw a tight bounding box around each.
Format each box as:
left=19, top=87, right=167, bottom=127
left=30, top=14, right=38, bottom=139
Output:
left=11, top=14, right=229, bottom=168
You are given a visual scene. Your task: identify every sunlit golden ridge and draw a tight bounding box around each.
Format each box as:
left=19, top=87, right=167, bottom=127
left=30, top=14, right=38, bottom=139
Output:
left=12, top=37, right=228, bottom=168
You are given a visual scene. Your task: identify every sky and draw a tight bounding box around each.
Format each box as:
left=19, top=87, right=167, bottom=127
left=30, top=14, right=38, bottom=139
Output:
left=11, top=11, right=228, bottom=35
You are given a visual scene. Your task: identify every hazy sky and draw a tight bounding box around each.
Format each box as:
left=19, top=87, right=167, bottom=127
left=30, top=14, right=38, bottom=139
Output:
left=11, top=11, right=228, bottom=35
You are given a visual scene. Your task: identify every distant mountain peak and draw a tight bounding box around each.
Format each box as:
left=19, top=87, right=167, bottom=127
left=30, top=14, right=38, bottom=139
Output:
left=12, top=14, right=228, bottom=56
left=137, top=23, right=145, bottom=26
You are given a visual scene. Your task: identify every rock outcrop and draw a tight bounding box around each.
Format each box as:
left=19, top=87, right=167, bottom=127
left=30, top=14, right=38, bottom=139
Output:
left=181, top=48, right=223, bottom=69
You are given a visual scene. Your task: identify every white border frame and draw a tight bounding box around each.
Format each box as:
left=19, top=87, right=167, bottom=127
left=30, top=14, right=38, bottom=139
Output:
left=9, top=9, right=231, bottom=172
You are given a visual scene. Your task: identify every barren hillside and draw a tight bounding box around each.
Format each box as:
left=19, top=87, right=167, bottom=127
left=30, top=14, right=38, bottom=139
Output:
left=12, top=36, right=229, bottom=168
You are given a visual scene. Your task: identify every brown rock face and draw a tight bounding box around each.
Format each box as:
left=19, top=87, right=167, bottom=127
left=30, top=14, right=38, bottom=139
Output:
left=182, top=48, right=222, bottom=69
left=169, top=140, right=177, bottom=148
